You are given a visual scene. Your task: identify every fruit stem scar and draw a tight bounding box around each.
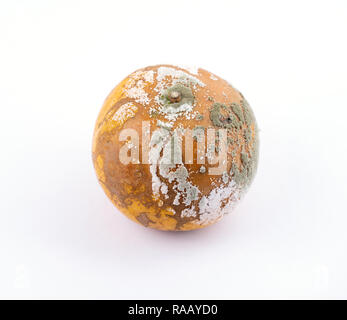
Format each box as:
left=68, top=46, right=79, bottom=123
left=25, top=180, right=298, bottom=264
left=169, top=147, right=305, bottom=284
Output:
left=169, top=90, right=182, bottom=103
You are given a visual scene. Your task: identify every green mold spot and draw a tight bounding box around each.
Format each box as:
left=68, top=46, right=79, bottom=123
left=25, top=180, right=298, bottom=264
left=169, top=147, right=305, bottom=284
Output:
left=244, top=128, right=252, bottom=143
left=230, top=132, right=259, bottom=188
left=230, top=163, right=244, bottom=186
left=231, top=103, right=244, bottom=122
left=160, top=84, right=194, bottom=109
left=240, top=98, right=255, bottom=126
left=149, top=110, right=159, bottom=118
left=241, top=151, right=249, bottom=165
left=209, top=103, right=242, bottom=129
left=209, top=95, right=259, bottom=188
left=196, top=113, right=204, bottom=121
left=210, top=98, right=255, bottom=128
left=227, top=136, right=234, bottom=144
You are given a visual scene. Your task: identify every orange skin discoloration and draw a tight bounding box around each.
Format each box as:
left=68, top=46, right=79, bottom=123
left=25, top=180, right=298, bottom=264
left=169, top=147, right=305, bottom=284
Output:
left=92, top=65, right=258, bottom=231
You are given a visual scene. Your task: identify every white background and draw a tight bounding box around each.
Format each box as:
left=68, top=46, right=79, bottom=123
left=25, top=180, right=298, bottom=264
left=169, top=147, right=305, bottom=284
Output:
left=1, top=0, right=347, bottom=299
